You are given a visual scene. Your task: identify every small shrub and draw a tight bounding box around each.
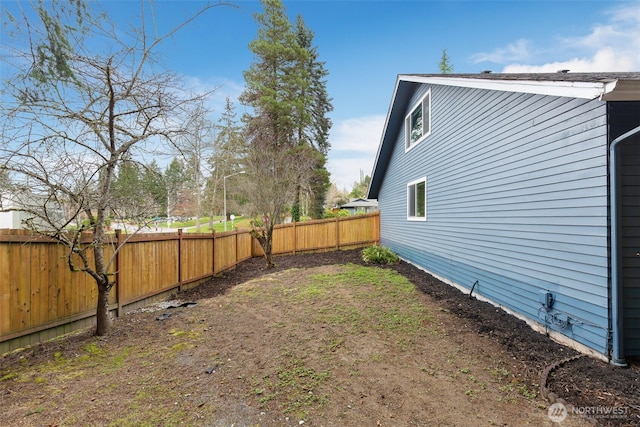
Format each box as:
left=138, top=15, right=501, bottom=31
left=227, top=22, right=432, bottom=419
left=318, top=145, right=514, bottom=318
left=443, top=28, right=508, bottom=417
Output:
left=361, top=245, right=399, bottom=265
left=322, top=209, right=336, bottom=219
left=323, top=209, right=350, bottom=219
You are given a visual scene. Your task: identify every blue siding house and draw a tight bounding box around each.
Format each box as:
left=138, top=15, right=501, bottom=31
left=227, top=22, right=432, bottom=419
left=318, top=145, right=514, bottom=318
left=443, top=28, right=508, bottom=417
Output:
left=367, top=73, right=640, bottom=364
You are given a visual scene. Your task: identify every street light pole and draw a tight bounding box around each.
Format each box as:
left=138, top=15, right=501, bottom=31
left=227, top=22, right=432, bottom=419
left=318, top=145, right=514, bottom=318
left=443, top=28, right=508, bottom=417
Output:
left=223, top=171, right=245, bottom=232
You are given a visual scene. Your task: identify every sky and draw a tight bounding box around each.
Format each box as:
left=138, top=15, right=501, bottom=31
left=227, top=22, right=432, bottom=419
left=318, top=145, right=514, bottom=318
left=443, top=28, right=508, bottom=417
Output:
left=6, top=0, right=640, bottom=192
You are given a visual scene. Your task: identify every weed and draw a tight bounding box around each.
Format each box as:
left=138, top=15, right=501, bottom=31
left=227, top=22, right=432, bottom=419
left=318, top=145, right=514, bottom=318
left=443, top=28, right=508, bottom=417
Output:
left=0, top=372, right=18, bottom=381
left=518, top=384, right=537, bottom=399
left=489, top=367, right=511, bottom=381
left=110, top=347, right=131, bottom=369
left=170, top=342, right=192, bottom=351
left=25, top=407, right=45, bottom=416
left=250, top=349, right=331, bottom=415
left=83, top=342, right=106, bottom=356
left=326, top=337, right=345, bottom=352
left=500, top=384, right=514, bottom=393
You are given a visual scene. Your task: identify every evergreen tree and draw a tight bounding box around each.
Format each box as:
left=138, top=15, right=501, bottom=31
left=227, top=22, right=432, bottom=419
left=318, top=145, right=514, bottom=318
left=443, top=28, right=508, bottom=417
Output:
left=165, top=158, right=186, bottom=221
left=111, top=157, right=142, bottom=218
left=294, top=15, right=332, bottom=155
left=439, top=48, right=454, bottom=74
left=240, top=0, right=314, bottom=266
left=205, top=97, right=246, bottom=227
left=240, top=0, right=305, bottom=148
left=291, top=15, right=333, bottom=220
left=142, top=161, right=168, bottom=216
left=350, top=172, right=371, bottom=199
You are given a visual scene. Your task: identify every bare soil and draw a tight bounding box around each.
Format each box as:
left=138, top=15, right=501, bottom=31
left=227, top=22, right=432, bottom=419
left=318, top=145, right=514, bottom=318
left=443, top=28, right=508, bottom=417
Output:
left=1, top=249, right=638, bottom=426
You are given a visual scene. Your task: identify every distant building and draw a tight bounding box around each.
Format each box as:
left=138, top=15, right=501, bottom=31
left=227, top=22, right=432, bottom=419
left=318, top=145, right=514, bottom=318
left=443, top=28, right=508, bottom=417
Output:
left=339, top=198, right=378, bottom=215
left=0, top=192, right=64, bottom=230
left=0, top=193, right=32, bottom=229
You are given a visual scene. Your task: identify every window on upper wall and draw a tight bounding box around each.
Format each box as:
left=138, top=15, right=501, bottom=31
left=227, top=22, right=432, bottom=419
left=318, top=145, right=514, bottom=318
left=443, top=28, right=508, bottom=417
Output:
left=405, top=89, right=431, bottom=152
left=407, top=177, right=426, bottom=221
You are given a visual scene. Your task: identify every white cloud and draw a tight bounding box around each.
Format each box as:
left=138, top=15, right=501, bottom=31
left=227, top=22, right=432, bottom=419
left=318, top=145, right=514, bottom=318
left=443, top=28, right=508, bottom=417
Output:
left=475, top=3, right=640, bottom=73
left=327, top=115, right=385, bottom=191
left=182, top=75, right=246, bottom=118
left=330, top=115, right=386, bottom=153
left=471, top=39, right=533, bottom=64
left=503, top=47, right=637, bottom=73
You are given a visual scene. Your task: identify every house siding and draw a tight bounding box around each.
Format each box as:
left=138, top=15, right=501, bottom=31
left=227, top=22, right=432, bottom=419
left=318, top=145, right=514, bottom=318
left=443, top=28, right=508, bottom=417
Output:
left=378, top=83, right=610, bottom=354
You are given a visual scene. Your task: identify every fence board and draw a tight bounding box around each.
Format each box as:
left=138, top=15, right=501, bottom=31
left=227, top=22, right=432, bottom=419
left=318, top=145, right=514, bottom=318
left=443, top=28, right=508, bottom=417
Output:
left=214, top=233, right=238, bottom=274
left=181, top=236, right=214, bottom=282
left=0, top=213, right=379, bottom=352
left=119, top=238, right=178, bottom=304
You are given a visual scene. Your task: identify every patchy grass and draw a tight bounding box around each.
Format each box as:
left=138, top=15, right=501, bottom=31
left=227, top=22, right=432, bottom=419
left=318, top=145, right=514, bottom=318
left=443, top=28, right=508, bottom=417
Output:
left=0, top=264, right=563, bottom=426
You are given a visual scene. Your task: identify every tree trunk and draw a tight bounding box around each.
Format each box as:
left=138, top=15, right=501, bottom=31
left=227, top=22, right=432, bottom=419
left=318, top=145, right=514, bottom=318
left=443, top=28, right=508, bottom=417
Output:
left=95, top=282, right=111, bottom=336
left=250, top=225, right=276, bottom=268
left=263, top=224, right=275, bottom=268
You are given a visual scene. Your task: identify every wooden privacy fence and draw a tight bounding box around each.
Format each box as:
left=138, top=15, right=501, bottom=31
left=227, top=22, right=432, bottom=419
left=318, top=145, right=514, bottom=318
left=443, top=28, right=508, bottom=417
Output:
left=0, top=212, right=379, bottom=353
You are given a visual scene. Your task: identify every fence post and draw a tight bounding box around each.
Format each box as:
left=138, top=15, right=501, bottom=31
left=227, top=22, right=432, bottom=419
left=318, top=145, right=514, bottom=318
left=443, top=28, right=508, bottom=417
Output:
left=335, top=216, right=340, bottom=250
left=293, top=221, right=297, bottom=255
left=212, top=229, right=216, bottom=275
left=177, top=229, right=183, bottom=292
left=114, top=229, right=122, bottom=318
left=234, top=227, right=239, bottom=267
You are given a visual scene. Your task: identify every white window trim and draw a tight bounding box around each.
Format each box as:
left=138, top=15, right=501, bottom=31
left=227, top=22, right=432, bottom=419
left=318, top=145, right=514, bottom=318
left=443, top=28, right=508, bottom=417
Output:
left=404, top=89, right=431, bottom=153
left=407, top=177, right=427, bottom=221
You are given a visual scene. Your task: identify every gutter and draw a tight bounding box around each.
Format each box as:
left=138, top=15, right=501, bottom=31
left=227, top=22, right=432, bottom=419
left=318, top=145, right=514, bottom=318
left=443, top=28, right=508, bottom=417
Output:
left=609, top=124, right=640, bottom=366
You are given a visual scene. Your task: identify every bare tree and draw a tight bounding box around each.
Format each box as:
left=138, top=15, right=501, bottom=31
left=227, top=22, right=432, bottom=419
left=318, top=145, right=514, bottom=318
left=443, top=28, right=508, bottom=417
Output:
left=178, top=105, right=213, bottom=232
left=0, top=1, right=225, bottom=335
left=245, top=129, right=315, bottom=267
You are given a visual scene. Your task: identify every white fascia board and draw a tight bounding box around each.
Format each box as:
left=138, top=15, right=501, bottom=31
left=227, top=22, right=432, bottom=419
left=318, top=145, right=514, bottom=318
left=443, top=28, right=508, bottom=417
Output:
left=399, top=75, right=607, bottom=100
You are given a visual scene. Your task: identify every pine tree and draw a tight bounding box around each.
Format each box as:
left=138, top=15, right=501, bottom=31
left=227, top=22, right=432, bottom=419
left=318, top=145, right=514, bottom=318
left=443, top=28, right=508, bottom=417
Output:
left=240, top=0, right=322, bottom=266
left=439, top=48, right=454, bottom=74
left=291, top=15, right=333, bottom=220
left=294, top=15, right=332, bottom=155
left=240, top=0, right=305, bottom=148
left=141, top=161, right=168, bottom=216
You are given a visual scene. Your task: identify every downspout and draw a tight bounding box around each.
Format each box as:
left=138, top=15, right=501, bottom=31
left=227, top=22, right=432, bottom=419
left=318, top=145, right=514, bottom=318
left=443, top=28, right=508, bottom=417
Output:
left=609, top=124, right=640, bottom=367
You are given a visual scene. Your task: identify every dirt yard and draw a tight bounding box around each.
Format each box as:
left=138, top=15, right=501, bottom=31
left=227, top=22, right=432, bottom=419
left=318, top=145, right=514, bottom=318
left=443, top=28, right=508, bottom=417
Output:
left=1, top=249, right=638, bottom=426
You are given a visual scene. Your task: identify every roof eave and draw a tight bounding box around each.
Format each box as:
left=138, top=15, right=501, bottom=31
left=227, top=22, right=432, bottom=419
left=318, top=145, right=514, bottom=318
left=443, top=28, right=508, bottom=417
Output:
left=367, top=76, right=406, bottom=199
left=398, top=74, right=612, bottom=100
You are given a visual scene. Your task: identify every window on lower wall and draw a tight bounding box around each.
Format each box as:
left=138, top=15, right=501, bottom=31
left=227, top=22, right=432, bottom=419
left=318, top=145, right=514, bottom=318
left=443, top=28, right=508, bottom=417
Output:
left=405, top=89, right=431, bottom=151
left=407, top=177, right=426, bottom=221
